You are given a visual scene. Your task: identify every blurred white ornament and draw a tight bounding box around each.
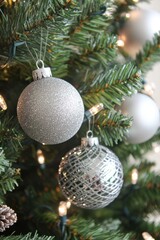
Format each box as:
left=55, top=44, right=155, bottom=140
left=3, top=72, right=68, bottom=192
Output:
left=119, top=93, right=160, bottom=144
left=17, top=60, right=84, bottom=145
left=118, top=8, right=160, bottom=57
left=58, top=135, right=123, bottom=209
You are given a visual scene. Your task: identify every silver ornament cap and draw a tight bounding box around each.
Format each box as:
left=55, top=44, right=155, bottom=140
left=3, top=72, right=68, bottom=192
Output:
left=32, top=60, right=52, bottom=80
left=81, top=131, right=99, bottom=147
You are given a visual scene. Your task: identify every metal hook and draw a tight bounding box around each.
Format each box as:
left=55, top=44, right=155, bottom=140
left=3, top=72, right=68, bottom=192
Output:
left=36, top=59, right=44, bottom=69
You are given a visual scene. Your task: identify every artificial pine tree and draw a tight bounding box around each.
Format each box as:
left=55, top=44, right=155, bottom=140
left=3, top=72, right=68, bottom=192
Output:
left=0, top=0, right=160, bottom=239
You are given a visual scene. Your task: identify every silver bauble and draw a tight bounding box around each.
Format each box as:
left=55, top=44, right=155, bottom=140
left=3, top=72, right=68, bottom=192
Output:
left=17, top=65, right=84, bottom=144
left=119, top=8, right=160, bottom=57
left=58, top=137, right=123, bottom=209
left=119, top=93, right=160, bottom=144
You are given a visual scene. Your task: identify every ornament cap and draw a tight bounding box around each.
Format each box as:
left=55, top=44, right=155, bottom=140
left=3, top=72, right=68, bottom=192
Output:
left=81, top=131, right=99, bottom=147
left=32, top=60, right=52, bottom=81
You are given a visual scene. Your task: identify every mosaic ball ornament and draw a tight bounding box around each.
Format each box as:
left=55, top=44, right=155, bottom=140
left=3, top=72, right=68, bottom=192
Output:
left=17, top=63, right=84, bottom=145
left=58, top=137, right=123, bottom=209
left=119, top=93, right=160, bottom=144
left=118, top=8, right=160, bottom=57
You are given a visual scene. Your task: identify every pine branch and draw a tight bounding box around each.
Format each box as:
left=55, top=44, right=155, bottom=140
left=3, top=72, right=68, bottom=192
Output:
left=140, top=221, right=160, bottom=239
left=82, top=62, right=142, bottom=109
left=0, top=112, right=24, bottom=160
left=94, top=109, right=132, bottom=146
left=0, top=232, right=55, bottom=240
left=0, top=148, right=21, bottom=198
left=135, top=33, right=160, bottom=75
left=0, top=0, right=73, bottom=46
left=68, top=217, right=134, bottom=240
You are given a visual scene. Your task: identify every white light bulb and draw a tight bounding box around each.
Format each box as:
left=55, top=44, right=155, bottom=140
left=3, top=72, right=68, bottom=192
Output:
left=142, top=232, right=155, bottom=240
left=131, top=168, right=138, bottom=184
left=0, top=95, right=7, bottom=110
left=117, top=39, right=125, bottom=47
left=37, top=149, right=45, bottom=164
left=58, top=201, right=67, bottom=217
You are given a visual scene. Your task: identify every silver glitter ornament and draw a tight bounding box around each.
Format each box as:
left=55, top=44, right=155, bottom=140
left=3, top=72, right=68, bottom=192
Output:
left=58, top=135, right=123, bottom=209
left=119, top=8, right=160, bottom=57
left=119, top=93, right=160, bottom=144
left=17, top=61, right=84, bottom=144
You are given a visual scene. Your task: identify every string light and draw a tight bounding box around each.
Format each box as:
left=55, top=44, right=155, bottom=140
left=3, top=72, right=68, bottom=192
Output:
left=58, top=201, right=67, bottom=217
left=58, top=201, right=71, bottom=217
left=125, top=13, right=130, bottom=18
left=4, top=0, right=17, bottom=5
left=0, top=95, right=7, bottom=110
left=85, top=103, right=104, bottom=119
left=117, top=39, right=125, bottom=47
left=142, top=82, right=155, bottom=97
left=117, top=34, right=127, bottom=48
left=131, top=168, right=138, bottom=184
left=37, top=149, right=45, bottom=169
left=58, top=201, right=71, bottom=238
left=142, top=232, right=155, bottom=240
left=66, top=201, right=71, bottom=209
left=152, top=142, right=160, bottom=153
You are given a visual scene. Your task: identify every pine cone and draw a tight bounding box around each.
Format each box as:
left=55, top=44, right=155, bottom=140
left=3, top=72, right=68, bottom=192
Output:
left=0, top=205, right=17, bottom=232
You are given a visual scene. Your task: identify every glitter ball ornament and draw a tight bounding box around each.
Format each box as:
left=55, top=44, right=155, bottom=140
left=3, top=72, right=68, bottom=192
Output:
left=17, top=60, right=84, bottom=145
left=58, top=135, right=123, bottom=209
left=119, top=93, right=160, bottom=144
left=118, top=8, right=160, bottom=57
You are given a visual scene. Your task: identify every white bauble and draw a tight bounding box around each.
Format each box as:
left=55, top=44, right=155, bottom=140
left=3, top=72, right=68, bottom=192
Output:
left=119, top=8, right=160, bottom=57
left=17, top=66, right=84, bottom=145
left=120, top=93, right=160, bottom=144
left=58, top=137, right=123, bottom=209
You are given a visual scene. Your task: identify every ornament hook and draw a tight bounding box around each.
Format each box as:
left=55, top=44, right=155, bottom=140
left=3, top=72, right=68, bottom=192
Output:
left=36, top=59, right=44, bottom=69
left=86, top=130, right=93, bottom=138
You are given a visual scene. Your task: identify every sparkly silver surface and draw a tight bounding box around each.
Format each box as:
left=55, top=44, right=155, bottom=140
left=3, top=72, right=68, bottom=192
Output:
left=17, top=77, right=84, bottom=144
left=119, top=93, right=160, bottom=144
left=58, top=144, right=123, bottom=209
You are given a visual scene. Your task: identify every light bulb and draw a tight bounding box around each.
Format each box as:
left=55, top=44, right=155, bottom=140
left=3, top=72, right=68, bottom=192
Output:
left=58, top=201, right=67, bottom=217
left=85, top=103, right=104, bottom=119
left=131, top=168, right=138, bottom=184
left=0, top=95, right=7, bottom=110
left=142, top=232, right=155, bottom=240
left=152, top=142, right=160, bottom=153
left=37, top=149, right=45, bottom=164
left=117, top=39, right=125, bottom=47
left=66, top=201, right=71, bottom=209
left=89, top=103, right=104, bottom=116
left=125, top=13, right=130, bottom=18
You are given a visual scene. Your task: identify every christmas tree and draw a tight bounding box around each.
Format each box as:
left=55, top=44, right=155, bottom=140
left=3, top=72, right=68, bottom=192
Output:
left=0, top=0, right=160, bottom=239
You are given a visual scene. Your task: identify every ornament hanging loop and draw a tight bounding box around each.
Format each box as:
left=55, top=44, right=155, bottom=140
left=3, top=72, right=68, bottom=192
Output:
left=82, top=128, right=99, bottom=147
left=32, top=60, right=52, bottom=81
left=36, top=59, right=44, bottom=69
left=86, top=130, right=93, bottom=138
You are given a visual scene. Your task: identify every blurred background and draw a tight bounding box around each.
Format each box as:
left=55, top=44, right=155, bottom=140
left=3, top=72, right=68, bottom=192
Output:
left=138, top=0, right=160, bottom=224
left=138, top=0, right=160, bottom=172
